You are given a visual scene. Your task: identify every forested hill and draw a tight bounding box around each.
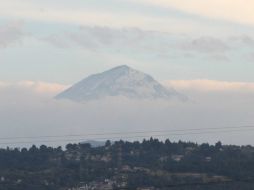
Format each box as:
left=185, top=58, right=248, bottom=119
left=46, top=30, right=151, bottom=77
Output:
left=1, top=139, right=254, bottom=190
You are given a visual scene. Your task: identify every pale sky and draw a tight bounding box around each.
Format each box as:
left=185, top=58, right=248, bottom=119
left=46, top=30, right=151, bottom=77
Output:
left=1, top=0, right=254, bottom=84
left=1, top=0, right=254, bottom=146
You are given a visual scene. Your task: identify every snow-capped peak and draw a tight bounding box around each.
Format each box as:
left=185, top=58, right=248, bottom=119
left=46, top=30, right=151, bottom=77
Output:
left=55, top=65, right=184, bottom=101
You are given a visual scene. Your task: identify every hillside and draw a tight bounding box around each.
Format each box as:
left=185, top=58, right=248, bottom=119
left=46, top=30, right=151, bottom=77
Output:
left=1, top=139, right=254, bottom=189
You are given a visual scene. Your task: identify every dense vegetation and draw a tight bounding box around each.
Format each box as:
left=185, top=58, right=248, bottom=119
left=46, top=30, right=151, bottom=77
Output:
left=1, top=139, right=254, bottom=189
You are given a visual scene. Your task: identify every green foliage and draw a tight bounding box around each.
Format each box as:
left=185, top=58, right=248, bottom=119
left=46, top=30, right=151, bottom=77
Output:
left=0, top=139, right=254, bottom=189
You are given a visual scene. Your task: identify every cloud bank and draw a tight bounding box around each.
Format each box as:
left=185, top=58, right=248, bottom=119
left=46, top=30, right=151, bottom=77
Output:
left=2, top=79, right=254, bottom=96
left=41, top=26, right=254, bottom=63
left=0, top=81, right=68, bottom=95
left=165, top=80, right=254, bottom=92
left=0, top=80, right=254, bottom=147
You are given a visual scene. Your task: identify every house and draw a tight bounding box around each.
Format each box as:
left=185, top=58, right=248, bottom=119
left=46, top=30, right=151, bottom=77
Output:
left=171, top=154, right=184, bottom=162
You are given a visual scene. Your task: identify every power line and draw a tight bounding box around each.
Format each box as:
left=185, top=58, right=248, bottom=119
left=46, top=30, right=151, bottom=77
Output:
left=0, top=125, right=254, bottom=141
left=1, top=127, right=254, bottom=145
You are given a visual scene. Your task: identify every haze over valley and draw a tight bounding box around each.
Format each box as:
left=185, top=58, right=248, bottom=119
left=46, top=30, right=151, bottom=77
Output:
left=0, top=0, right=254, bottom=146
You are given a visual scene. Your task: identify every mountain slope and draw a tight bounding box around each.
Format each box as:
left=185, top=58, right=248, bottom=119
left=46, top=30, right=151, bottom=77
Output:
left=56, top=65, right=184, bottom=101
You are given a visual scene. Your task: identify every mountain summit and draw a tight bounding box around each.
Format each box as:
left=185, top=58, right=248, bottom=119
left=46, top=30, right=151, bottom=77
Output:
left=56, top=65, right=184, bottom=101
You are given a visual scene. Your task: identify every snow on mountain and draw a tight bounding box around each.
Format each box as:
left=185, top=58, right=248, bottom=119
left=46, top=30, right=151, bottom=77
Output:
left=55, top=65, right=185, bottom=101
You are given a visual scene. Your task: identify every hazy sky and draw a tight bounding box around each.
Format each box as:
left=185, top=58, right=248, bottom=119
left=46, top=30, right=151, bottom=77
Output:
left=1, top=0, right=254, bottom=146
left=1, top=0, right=254, bottom=83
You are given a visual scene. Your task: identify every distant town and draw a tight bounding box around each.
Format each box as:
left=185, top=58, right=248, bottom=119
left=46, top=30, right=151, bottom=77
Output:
left=1, top=139, right=254, bottom=190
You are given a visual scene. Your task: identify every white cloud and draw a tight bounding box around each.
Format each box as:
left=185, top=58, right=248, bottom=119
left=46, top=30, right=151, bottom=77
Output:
left=179, top=36, right=229, bottom=53
left=164, top=80, right=254, bottom=92
left=0, top=21, right=25, bottom=48
left=0, top=81, right=10, bottom=87
left=42, top=27, right=254, bottom=67
left=42, top=26, right=232, bottom=58
left=0, top=81, right=68, bottom=95
left=4, top=79, right=254, bottom=95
